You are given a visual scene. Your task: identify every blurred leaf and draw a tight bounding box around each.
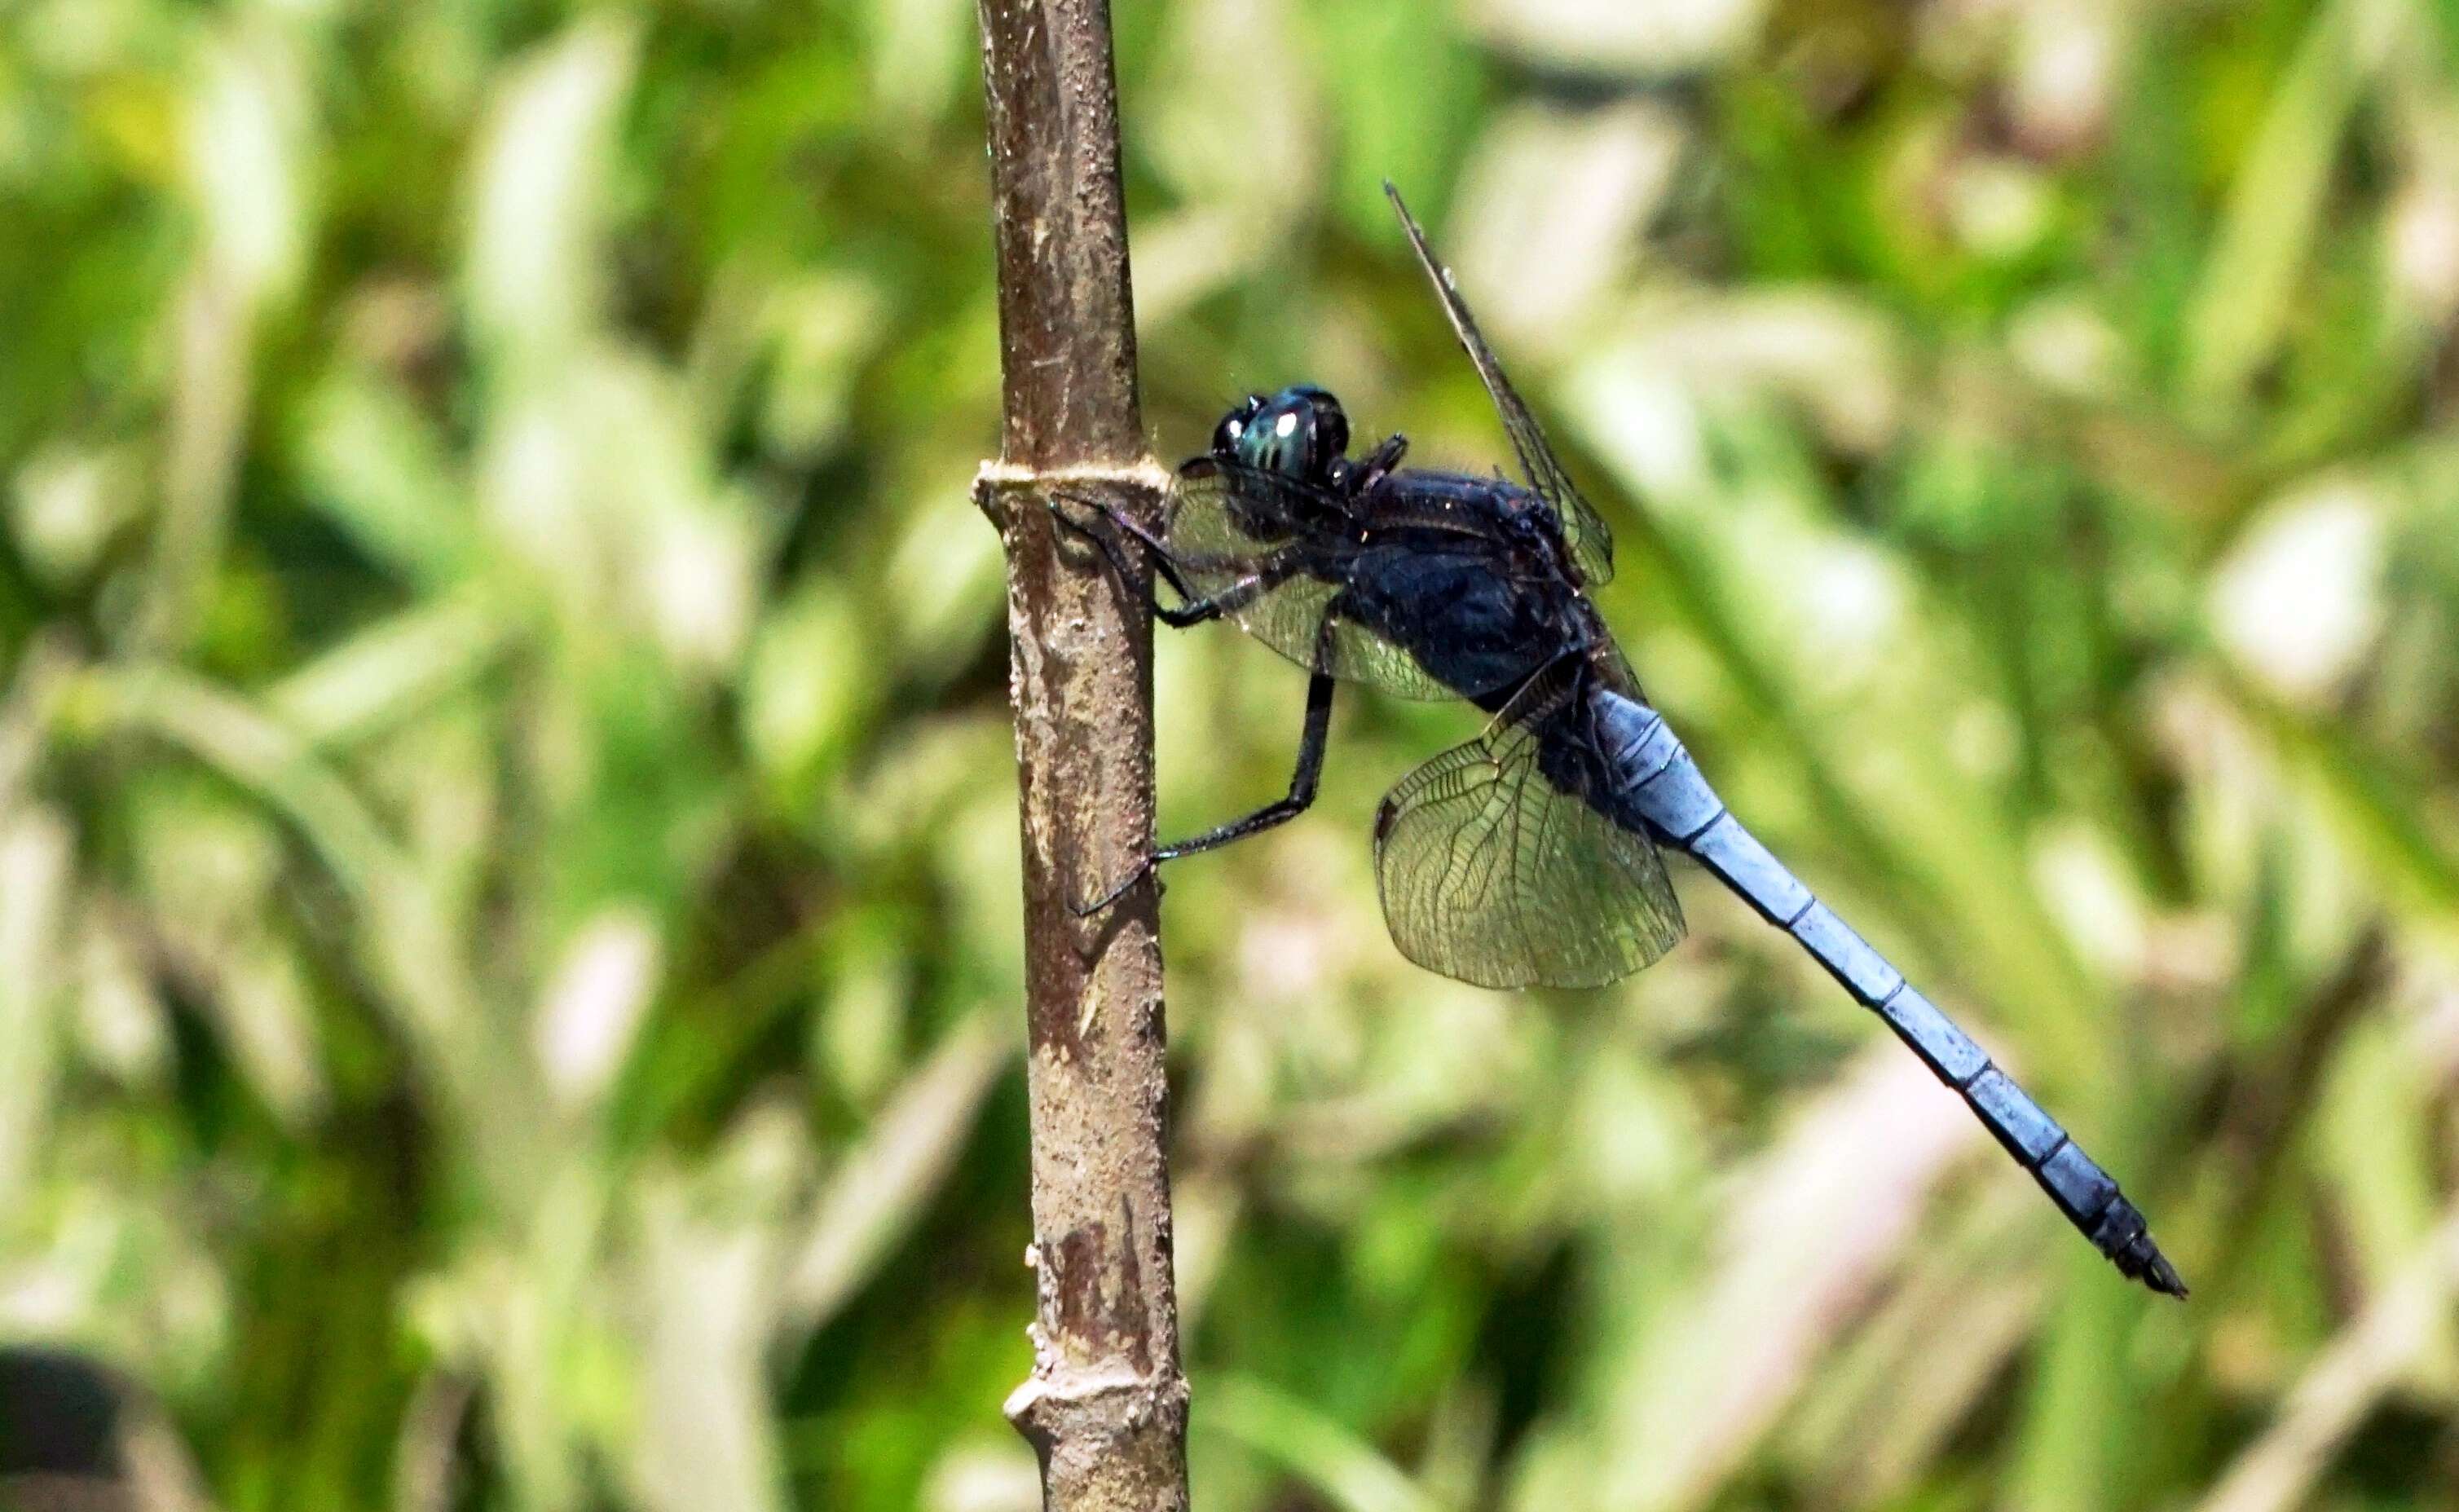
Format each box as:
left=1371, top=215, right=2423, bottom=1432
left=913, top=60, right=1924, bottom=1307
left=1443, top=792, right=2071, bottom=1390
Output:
left=1202, top=1373, right=1448, bottom=1512
left=782, top=1011, right=1013, bottom=1337
left=2179, top=0, right=2374, bottom=423
left=465, top=17, right=637, bottom=368
left=0, top=806, right=72, bottom=1215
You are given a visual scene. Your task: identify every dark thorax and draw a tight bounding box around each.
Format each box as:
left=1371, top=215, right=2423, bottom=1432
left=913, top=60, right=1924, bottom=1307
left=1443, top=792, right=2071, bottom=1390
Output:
left=1333, top=468, right=1595, bottom=709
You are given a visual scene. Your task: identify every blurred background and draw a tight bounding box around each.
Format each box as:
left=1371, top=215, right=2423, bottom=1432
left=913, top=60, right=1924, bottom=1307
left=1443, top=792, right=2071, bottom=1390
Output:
left=4, top=0, right=2459, bottom=1508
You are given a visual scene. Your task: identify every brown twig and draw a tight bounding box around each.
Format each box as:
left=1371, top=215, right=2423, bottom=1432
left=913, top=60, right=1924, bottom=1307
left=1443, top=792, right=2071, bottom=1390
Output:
left=972, top=2, right=1190, bottom=1509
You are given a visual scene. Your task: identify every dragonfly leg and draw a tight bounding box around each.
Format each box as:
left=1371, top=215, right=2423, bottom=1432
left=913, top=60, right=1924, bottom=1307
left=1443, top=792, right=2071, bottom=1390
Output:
left=1048, top=493, right=1218, bottom=627
left=1049, top=494, right=1302, bottom=627
left=1342, top=432, right=1409, bottom=492
left=1073, top=615, right=1341, bottom=916
left=1050, top=490, right=1260, bottom=580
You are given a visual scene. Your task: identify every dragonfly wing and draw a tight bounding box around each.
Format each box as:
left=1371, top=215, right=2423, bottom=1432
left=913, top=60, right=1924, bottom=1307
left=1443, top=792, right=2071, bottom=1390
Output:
left=1164, top=461, right=1454, bottom=700
left=1372, top=670, right=1685, bottom=989
left=1586, top=637, right=1650, bottom=704
left=1384, top=182, right=1618, bottom=587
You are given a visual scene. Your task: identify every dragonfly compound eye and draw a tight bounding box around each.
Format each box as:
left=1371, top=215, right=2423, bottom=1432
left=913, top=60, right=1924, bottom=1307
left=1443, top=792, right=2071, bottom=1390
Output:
left=1212, top=394, right=1267, bottom=457
left=1229, top=385, right=1351, bottom=483
left=1296, top=386, right=1350, bottom=464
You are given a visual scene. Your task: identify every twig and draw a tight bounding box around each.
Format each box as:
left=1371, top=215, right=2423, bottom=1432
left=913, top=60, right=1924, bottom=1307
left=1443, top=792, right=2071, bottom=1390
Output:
left=973, top=2, right=1191, bottom=1509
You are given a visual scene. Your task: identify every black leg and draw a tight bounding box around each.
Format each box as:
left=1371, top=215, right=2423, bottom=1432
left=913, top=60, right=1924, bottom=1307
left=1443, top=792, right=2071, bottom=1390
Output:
left=1050, top=498, right=1218, bottom=626
left=1062, top=492, right=1179, bottom=568
left=1048, top=492, right=1297, bottom=628
left=1050, top=505, right=1346, bottom=915
left=1075, top=664, right=1336, bottom=915
left=1350, top=432, right=1408, bottom=492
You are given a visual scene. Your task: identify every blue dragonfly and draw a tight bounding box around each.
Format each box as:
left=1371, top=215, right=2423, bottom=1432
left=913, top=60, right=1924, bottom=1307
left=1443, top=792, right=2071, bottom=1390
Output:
left=1055, top=183, right=2184, bottom=1297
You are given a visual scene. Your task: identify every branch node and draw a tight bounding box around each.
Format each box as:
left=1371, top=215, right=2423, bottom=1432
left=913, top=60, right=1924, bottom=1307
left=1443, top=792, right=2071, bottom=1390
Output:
left=974, top=459, right=1173, bottom=532
left=1003, top=1360, right=1191, bottom=1452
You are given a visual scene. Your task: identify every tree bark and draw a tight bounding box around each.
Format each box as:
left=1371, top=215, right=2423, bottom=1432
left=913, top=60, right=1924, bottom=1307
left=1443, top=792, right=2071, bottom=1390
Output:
left=972, top=2, right=1189, bottom=1510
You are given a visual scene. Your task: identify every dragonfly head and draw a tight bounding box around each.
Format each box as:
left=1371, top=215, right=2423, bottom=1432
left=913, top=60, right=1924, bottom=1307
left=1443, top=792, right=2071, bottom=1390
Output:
left=1213, top=386, right=1351, bottom=487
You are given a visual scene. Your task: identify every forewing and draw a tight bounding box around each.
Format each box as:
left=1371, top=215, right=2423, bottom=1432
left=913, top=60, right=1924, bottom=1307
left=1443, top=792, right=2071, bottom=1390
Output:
left=1384, top=182, right=1618, bottom=587
left=1589, top=637, right=1649, bottom=703
left=1164, top=461, right=1453, bottom=700
left=1371, top=687, right=1686, bottom=990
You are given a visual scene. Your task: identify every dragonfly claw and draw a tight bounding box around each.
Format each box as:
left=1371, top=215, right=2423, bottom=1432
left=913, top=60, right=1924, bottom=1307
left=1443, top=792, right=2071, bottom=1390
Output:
left=1069, top=856, right=1154, bottom=918
left=1045, top=488, right=1139, bottom=541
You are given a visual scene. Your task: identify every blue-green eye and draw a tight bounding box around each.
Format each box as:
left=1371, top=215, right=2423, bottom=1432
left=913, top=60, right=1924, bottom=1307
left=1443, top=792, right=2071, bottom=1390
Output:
left=1213, top=385, right=1350, bottom=483
left=1212, top=395, right=1264, bottom=457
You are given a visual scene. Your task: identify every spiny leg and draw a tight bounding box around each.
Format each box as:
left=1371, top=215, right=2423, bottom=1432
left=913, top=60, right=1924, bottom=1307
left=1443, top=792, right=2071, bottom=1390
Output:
left=1050, top=488, right=1256, bottom=600
left=1346, top=432, right=1408, bottom=492
left=1047, top=492, right=1292, bottom=627
left=1074, top=617, right=1341, bottom=916
left=1076, top=666, right=1334, bottom=915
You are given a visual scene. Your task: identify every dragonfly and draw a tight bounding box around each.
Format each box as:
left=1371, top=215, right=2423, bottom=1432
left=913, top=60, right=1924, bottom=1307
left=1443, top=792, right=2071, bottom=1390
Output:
left=1054, top=183, right=2184, bottom=1298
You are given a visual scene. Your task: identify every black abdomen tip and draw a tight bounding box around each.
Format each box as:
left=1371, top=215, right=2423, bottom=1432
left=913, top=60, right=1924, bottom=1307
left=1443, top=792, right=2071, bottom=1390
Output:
left=2093, top=1197, right=2188, bottom=1298
left=2124, top=1237, right=2189, bottom=1298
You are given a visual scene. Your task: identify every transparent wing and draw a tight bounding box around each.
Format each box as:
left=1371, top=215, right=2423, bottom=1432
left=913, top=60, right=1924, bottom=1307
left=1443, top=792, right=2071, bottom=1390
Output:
left=1372, top=668, right=1685, bottom=989
left=1385, top=182, right=1617, bottom=587
left=1161, top=461, right=1456, bottom=700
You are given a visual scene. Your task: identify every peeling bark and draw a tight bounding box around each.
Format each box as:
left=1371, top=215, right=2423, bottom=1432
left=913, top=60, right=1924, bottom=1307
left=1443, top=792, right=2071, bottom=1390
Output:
left=973, top=2, right=1190, bottom=1507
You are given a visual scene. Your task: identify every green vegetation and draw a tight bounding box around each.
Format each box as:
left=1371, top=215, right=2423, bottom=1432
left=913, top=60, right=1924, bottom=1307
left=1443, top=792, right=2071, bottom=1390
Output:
left=5, top=0, right=2459, bottom=1507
